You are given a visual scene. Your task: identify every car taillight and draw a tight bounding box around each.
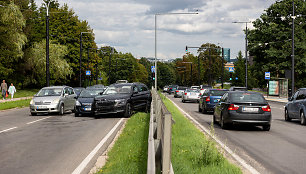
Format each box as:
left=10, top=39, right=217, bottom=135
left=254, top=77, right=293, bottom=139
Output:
left=262, top=105, right=271, bottom=112
left=200, top=93, right=202, bottom=95
left=176, top=90, right=179, bottom=93
left=205, top=96, right=210, bottom=102
left=228, top=104, right=239, bottom=111
left=184, top=93, right=187, bottom=95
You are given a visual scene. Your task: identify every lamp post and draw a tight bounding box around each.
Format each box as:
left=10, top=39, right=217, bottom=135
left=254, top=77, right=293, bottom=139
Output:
left=232, top=21, right=251, bottom=89
left=155, top=12, right=198, bottom=89
left=79, top=32, right=91, bottom=87
left=44, top=1, right=51, bottom=87
left=291, top=0, right=295, bottom=95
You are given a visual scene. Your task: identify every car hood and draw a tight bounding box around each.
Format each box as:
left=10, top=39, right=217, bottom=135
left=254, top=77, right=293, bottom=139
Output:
left=95, top=94, right=130, bottom=101
left=77, top=97, right=95, bottom=103
left=33, top=96, right=61, bottom=102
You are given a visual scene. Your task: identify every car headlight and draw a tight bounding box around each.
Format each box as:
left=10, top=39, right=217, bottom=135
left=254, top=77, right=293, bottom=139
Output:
left=76, top=100, right=81, bottom=106
left=30, top=99, right=34, bottom=105
left=115, top=99, right=126, bottom=106
left=52, top=98, right=60, bottom=104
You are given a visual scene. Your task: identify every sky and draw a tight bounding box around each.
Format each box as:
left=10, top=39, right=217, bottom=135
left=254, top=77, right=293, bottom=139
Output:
left=36, top=0, right=276, bottom=60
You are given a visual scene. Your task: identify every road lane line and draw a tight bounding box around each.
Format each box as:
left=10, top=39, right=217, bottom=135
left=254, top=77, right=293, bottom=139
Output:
left=72, top=118, right=124, bottom=174
left=0, top=127, right=18, bottom=134
left=26, top=116, right=52, bottom=125
left=166, top=95, right=260, bottom=174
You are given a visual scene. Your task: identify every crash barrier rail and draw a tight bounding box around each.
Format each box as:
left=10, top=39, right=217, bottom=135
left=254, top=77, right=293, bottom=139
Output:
left=147, top=87, right=174, bottom=174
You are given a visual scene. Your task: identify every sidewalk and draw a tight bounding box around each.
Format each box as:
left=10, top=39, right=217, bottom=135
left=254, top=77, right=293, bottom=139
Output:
left=0, top=97, right=33, bottom=103
left=264, top=95, right=288, bottom=103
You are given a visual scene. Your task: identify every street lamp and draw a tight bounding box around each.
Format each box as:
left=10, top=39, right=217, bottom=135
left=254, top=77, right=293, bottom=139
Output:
left=155, top=12, right=198, bottom=89
left=232, top=21, right=252, bottom=89
left=44, top=1, right=51, bottom=87
left=291, top=0, right=295, bottom=95
left=79, top=32, right=91, bottom=87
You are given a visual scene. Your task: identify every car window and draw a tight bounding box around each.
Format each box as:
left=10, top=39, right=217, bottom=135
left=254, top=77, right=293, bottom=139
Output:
left=64, top=87, right=69, bottom=94
left=103, top=85, right=132, bottom=95
left=230, top=93, right=265, bottom=103
left=36, top=88, right=62, bottom=96
left=68, top=88, right=74, bottom=95
left=293, top=91, right=299, bottom=100
left=296, top=90, right=306, bottom=100
left=210, top=90, right=228, bottom=96
left=79, top=89, right=104, bottom=97
left=139, top=85, right=148, bottom=92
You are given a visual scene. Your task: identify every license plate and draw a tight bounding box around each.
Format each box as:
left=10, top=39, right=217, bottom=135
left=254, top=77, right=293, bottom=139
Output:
left=84, top=108, right=91, bottom=111
left=242, top=107, right=258, bottom=112
left=37, top=106, right=47, bottom=109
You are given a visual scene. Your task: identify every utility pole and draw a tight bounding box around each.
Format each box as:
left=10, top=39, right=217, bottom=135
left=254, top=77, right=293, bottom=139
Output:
left=45, top=1, right=51, bottom=87
left=221, top=48, right=224, bottom=89
left=291, top=0, right=295, bottom=95
left=79, top=32, right=91, bottom=87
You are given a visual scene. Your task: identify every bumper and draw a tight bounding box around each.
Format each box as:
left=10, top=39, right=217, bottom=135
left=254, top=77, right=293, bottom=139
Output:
left=30, top=104, right=60, bottom=113
left=94, top=105, right=125, bottom=115
left=75, top=106, right=94, bottom=115
left=183, top=96, right=199, bottom=101
left=205, top=103, right=216, bottom=111
left=224, top=111, right=271, bottom=125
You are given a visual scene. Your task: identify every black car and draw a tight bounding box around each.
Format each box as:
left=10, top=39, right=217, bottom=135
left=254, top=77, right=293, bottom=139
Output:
left=93, top=83, right=151, bottom=118
left=73, top=87, right=85, bottom=97
left=285, top=88, right=306, bottom=125
left=229, top=86, right=247, bottom=91
left=75, top=88, right=104, bottom=116
left=213, top=91, right=271, bottom=131
left=199, top=89, right=229, bottom=113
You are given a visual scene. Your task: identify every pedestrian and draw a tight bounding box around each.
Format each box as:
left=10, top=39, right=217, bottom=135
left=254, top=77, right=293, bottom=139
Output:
left=8, top=83, right=16, bottom=99
left=1, top=80, right=8, bottom=100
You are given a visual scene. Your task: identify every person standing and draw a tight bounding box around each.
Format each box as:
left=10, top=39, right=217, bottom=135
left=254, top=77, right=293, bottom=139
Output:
left=8, top=83, right=16, bottom=99
left=1, top=80, right=8, bottom=100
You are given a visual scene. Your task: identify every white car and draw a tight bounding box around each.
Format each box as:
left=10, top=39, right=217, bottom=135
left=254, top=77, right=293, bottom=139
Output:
left=182, top=88, right=200, bottom=103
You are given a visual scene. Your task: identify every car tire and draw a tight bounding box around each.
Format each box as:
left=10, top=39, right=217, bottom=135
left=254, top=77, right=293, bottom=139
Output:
left=124, top=103, right=132, bottom=118
left=262, top=125, right=271, bottom=131
left=300, top=111, right=306, bottom=125
left=182, top=99, right=185, bottom=103
left=59, top=104, right=64, bottom=115
left=198, top=104, right=202, bottom=112
left=31, top=113, right=37, bottom=116
left=75, top=112, right=79, bottom=117
left=284, top=108, right=291, bottom=121
left=202, top=105, right=207, bottom=114
left=220, top=115, right=228, bottom=129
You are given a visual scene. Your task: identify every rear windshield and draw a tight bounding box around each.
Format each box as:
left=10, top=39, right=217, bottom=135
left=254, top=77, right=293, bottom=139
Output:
left=230, top=93, right=265, bottom=103
left=187, top=89, right=199, bottom=92
left=209, top=90, right=228, bottom=96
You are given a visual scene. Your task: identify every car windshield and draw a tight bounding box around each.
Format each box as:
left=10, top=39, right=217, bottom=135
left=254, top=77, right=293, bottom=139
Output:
left=230, top=93, right=265, bottom=103
left=36, top=88, right=62, bottom=96
left=210, top=90, right=228, bottom=96
left=79, top=89, right=104, bottom=98
left=103, top=85, right=132, bottom=95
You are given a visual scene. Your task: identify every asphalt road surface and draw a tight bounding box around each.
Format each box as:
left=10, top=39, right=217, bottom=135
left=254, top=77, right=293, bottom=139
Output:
left=0, top=108, right=122, bottom=174
left=166, top=93, right=306, bottom=174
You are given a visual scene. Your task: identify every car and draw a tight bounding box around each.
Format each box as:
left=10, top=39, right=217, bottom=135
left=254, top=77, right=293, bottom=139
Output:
left=229, top=86, right=247, bottom=91
left=30, top=86, right=77, bottom=116
left=182, top=88, right=200, bottom=103
left=213, top=91, right=271, bottom=131
left=163, top=85, right=169, bottom=92
left=116, top=80, right=128, bottom=84
left=167, top=85, right=178, bottom=94
left=199, top=85, right=212, bottom=96
left=73, top=87, right=85, bottom=97
left=285, top=88, right=306, bottom=125
left=87, top=84, right=105, bottom=89
left=74, top=88, right=104, bottom=117
left=191, top=86, right=200, bottom=89
left=174, top=86, right=188, bottom=98
left=199, top=89, right=229, bottom=113
left=93, top=82, right=151, bottom=118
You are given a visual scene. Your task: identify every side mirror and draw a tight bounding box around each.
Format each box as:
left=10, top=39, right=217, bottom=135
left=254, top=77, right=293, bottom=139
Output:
left=288, top=97, right=293, bottom=101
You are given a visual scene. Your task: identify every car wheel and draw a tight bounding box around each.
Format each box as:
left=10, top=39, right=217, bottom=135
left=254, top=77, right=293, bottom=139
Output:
left=262, top=125, right=271, bottom=131
left=284, top=109, right=291, bottom=121
left=202, top=105, right=207, bottom=114
left=75, top=112, right=79, bottom=117
left=59, top=104, right=64, bottom=115
left=182, top=99, right=185, bottom=103
left=220, top=115, right=228, bottom=129
left=300, top=111, right=306, bottom=125
left=124, top=103, right=132, bottom=118
left=198, top=104, right=202, bottom=112
left=31, top=113, right=37, bottom=116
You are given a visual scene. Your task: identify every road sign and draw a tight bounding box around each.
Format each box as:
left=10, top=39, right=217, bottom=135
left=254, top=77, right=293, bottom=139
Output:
left=265, top=72, right=270, bottom=80
left=151, top=66, right=155, bottom=73
left=98, top=77, right=102, bottom=80
left=86, top=70, right=91, bottom=76
left=229, top=67, right=234, bottom=72
left=235, top=77, right=238, bottom=80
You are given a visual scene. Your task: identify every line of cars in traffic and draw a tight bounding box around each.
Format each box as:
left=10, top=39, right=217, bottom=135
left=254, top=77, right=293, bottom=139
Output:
left=164, top=85, right=272, bottom=131
left=29, top=81, right=151, bottom=118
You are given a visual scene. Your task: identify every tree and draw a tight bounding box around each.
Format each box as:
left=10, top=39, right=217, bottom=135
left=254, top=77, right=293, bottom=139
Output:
left=232, top=51, right=245, bottom=87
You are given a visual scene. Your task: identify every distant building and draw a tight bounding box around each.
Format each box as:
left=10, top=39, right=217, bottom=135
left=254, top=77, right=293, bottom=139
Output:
left=223, top=48, right=230, bottom=62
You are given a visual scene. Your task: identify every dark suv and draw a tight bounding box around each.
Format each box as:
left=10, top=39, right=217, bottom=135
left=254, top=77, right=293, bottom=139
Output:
left=285, top=88, right=306, bottom=125
left=93, top=83, right=151, bottom=118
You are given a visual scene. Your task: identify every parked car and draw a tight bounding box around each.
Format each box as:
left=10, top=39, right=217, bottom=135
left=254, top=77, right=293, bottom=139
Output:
left=87, top=84, right=105, bottom=89
left=30, top=86, right=77, bottom=116
left=73, top=87, right=85, bottom=97
left=213, top=91, right=271, bottom=131
left=163, top=85, right=169, bottom=92
left=285, top=88, right=306, bottom=125
left=174, top=86, right=188, bottom=98
left=199, top=85, right=212, bottom=96
left=75, top=88, right=104, bottom=117
left=182, top=88, right=200, bottom=103
left=199, top=89, right=229, bottom=113
left=229, top=86, right=247, bottom=91
left=93, top=82, right=151, bottom=118
left=167, top=85, right=178, bottom=94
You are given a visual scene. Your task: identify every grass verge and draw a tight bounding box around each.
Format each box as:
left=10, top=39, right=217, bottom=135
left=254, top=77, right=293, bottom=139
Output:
left=13, top=89, right=39, bottom=98
left=96, top=112, right=149, bottom=174
left=160, top=94, right=242, bottom=174
left=0, top=99, right=31, bottom=110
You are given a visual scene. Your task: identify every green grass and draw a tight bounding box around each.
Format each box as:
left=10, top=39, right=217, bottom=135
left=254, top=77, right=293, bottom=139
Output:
left=0, top=99, right=31, bottom=110
left=96, top=112, right=149, bottom=174
left=13, top=89, right=39, bottom=98
left=160, top=94, right=242, bottom=174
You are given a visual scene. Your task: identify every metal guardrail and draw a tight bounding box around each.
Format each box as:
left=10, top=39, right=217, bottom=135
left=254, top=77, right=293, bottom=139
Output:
left=147, top=88, right=174, bottom=174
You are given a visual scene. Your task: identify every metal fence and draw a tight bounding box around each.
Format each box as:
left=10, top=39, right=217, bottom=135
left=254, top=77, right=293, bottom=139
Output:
left=147, top=87, right=174, bottom=174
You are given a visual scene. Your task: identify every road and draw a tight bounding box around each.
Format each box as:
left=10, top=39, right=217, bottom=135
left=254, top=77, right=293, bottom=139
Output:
left=166, top=94, right=306, bottom=174
left=0, top=108, right=122, bottom=174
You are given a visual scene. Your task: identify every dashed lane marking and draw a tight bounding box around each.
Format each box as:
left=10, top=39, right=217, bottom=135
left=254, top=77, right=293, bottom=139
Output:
left=26, top=116, right=52, bottom=125
left=0, top=127, right=18, bottom=134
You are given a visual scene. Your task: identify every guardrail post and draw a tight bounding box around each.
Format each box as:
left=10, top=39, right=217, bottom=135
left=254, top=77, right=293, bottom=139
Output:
left=162, top=113, right=172, bottom=174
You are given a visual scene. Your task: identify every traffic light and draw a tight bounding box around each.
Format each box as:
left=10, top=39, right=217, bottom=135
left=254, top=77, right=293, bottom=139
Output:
left=185, top=46, right=188, bottom=52
left=152, top=72, right=155, bottom=80
left=229, top=73, right=232, bottom=81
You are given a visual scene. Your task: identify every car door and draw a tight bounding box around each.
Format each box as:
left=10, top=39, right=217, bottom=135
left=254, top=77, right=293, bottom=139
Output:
left=290, top=91, right=300, bottom=118
left=62, top=87, right=70, bottom=110
left=131, top=85, right=142, bottom=110
left=215, top=93, right=228, bottom=121
left=68, top=87, right=76, bottom=110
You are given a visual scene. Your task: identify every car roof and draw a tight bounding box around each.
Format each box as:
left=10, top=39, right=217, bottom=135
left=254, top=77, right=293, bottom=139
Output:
left=208, top=89, right=228, bottom=91
left=228, top=91, right=262, bottom=95
left=42, top=86, right=67, bottom=89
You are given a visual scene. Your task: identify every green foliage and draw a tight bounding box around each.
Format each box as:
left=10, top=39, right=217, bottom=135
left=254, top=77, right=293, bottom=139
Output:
left=0, top=99, right=31, bottom=110
left=232, top=51, right=245, bottom=87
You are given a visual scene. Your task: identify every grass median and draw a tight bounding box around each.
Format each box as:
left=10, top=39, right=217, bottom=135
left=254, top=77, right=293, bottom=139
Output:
left=160, top=94, right=242, bottom=174
left=0, top=99, right=31, bottom=110
left=96, top=112, right=149, bottom=174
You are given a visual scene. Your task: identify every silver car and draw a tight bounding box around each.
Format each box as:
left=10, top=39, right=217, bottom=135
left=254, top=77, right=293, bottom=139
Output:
left=30, top=86, right=77, bottom=116
left=182, top=88, right=200, bottom=103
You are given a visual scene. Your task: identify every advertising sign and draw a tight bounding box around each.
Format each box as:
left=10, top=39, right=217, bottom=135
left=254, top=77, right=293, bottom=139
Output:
left=269, top=80, right=279, bottom=96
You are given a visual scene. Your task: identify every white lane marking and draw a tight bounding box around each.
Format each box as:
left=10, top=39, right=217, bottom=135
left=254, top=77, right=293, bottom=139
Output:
left=0, top=127, right=18, bottom=134
left=26, top=116, right=52, bottom=125
left=166, top=96, right=260, bottom=174
left=72, top=118, right=124, bottom=174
